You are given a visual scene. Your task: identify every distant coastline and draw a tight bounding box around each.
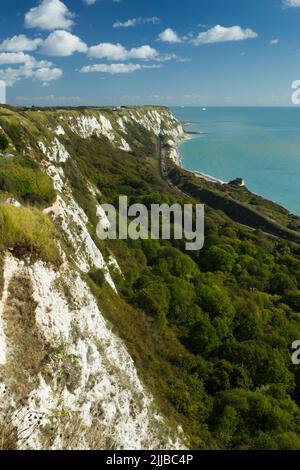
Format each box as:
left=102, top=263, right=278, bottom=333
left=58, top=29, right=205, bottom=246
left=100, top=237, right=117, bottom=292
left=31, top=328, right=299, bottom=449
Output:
left=173, top=118, right=296, bottom=219
left=172, top=107, right=300, bottom=216
left=176, top=127, right=227, bottom=185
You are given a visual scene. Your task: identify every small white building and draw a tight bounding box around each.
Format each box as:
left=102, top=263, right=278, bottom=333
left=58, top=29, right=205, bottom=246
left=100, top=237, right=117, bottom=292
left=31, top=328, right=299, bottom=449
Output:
left=0, top=80, right=6, bottom=105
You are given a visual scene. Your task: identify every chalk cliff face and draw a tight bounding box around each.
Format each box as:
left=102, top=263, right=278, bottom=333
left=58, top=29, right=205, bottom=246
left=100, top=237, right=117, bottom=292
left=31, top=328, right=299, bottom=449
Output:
left=0, top=106, right=185, bottom=450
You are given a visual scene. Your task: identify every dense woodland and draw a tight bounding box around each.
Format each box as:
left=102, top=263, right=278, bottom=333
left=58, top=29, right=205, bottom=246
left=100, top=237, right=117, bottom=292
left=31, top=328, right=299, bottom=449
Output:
left=65, top=122, right=300, bottom=450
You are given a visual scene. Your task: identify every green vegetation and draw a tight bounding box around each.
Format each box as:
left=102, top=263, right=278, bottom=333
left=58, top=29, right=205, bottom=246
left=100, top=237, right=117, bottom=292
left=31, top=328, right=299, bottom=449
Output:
left=112, top=205, right=300, bottom=448
left=0, top=156, right=56, bottom=206
left=89, top=268, right=106, bottom=288
left=1, top=106, right=300, bottom=449
left=44, top=109, right=300, bottom=449
left=0, top=204, right=60, bottom=264
left=0, top=133, right=9, bottom=152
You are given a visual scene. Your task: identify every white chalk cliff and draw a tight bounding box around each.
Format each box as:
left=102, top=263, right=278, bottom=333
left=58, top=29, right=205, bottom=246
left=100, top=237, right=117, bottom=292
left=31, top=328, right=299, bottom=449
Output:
left=0, top=107, right=186, bottom=450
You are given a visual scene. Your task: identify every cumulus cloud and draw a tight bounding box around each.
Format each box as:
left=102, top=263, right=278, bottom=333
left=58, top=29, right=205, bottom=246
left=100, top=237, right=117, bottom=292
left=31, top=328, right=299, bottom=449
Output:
left=0, top=52, right=37, bottom=65
left=83, top=0, right=97, bottom=4
left=41, top=30, right=88, bottom=56
left=0, top=62, right=63, bottom=86
left=0, top=51, right=62, bottom=86
left=25, top=0, right=75, bottom=31
left=80, top=63, right=161, bottom=74
left=0, top=35, right=43, bottom=52
left=193, top=25, right=258, bottom=45
left=32, top=67, right=63, bottom=81
left=283, top=0, right=300, bottom=6
left=113, top=17, right=160, bottom=28
left=270, top=38, right=279, bottom=45
left=130, top=45, right=159, bottom=59
left=88, top=43, right=127, bottom=61
left=158, top=28, right=182, bottom=43
left=88, top=43, right=158, bottom=60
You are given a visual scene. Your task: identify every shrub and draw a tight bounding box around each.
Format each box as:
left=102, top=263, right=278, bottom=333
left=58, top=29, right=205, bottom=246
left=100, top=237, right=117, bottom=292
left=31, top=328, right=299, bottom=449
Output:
left=154, top=246, right=200, bottom=281
left=269, top=272, right=296, bottom=296
left=196, top=282, right=234, bottom=319
left=283, top=290, right=300, bottom=311
left=134, top=279, right=170, bottom=326
left=89, top=268, right=106, bottom=287
left=0, top=133, right=9, bottom=152
left=186, top=312, right=220, bottom=355
left=200, top=246, right=236, bottom=273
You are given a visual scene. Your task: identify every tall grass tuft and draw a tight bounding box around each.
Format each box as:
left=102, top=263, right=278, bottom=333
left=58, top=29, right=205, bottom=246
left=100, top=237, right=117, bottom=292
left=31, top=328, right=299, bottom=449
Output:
left=0, top=204, right=60, bottom=264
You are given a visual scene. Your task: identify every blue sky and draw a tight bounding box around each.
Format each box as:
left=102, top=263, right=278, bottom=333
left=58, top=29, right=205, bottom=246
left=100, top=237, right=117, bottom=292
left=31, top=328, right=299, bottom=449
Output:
left=1, top=0, right=300, bottom=106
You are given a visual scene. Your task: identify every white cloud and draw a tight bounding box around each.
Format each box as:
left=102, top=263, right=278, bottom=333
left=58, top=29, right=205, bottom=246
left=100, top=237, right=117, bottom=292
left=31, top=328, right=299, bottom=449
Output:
left=0, top=30, right=88, bottom=58
left=113, top=17, right=160, bottom=28
left=0, top=62, right=63, bottom=86
left=32, top=67, right=63, bottom=81
left=158, top=28, right=182, bottom=43
left=283, top=0, right=300, bottom=6
left=0, top=52, right=62, bottom=86
left=25, top=0, right=75, bottom=31
left=193, top=25, right=258, bottom=45
left=270, top=38, right=279, bottom=45
left=80, top=63, right=161, bottom=74
left=155, top=53, right=189, bottom=63
left=130, top=45, right=158, bottom=59
left=0, top=52, right=37, bottom=65
left=88, top=43, right=127, bottom=60
left=81, top=63, right=142, bottom=74
left=88, top=42, right=158, bottom=60
left=41, top=30, right=88, bottom=56
left=0, top=35, right=43, bottom=52
left=83, top=0, right=97, bottom=4
left=0, top=68, right=25, bottom=86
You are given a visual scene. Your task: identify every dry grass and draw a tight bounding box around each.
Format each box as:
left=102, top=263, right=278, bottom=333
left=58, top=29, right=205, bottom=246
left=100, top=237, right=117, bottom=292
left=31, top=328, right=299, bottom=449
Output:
left=3, top=272, right=48, bottom=398
left=0, top=421, right=18, bottom=450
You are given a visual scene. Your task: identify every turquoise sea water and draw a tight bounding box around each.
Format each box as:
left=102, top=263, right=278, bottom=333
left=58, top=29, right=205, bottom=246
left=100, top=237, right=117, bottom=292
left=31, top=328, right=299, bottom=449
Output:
left=172, top=107, right=300, bottom=216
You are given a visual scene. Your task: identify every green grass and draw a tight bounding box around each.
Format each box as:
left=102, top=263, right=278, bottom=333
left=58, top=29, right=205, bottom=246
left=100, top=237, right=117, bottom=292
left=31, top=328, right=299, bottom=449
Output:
left=0, top=204, right=60, bottom=264
left=0, top=156, right=55, bottom=206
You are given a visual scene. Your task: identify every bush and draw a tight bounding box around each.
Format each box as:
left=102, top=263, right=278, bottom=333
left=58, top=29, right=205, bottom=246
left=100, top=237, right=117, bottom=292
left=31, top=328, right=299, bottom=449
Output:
left=196, top=282, right=234, bottom=319
left=269, top=272, right=296, bottom=296
left=0, top=133, right=9, bottom=152
left=223, top=340, right=295, bottom=390
left=134, top=279, right=170, bottom=326
left=200, top=246, right=236, bottom=273
left=186, top=312, right=220, bottom=355
left=166, top=277, right=197, bottom=327
left=89, top=268, right=106, bottom=287
left=283, top=290, right=300, bottom=311
left=154, top=246, right=200, bottom=280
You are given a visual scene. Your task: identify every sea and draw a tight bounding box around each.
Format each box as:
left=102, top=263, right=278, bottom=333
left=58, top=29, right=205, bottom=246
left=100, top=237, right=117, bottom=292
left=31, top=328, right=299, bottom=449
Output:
left=172, top=107, right=300, bottom=216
